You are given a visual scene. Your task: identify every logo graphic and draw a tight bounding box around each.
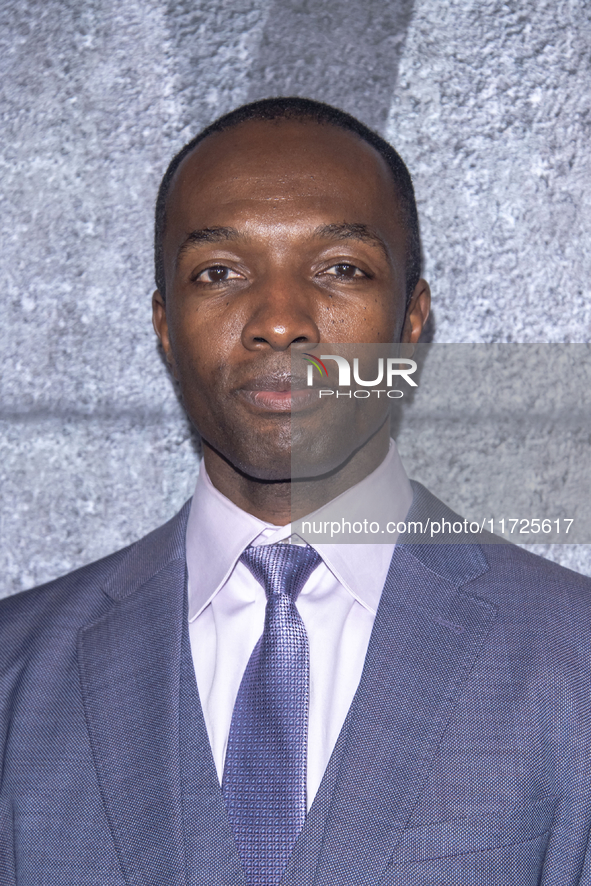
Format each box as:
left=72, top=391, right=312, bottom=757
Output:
left=303, top=353, right=328, bottom=382
left=302, top=352, right=418, bottom=399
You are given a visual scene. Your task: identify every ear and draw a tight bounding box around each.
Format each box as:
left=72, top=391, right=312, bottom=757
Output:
left=152, top=290, right=179, bottom=378
left=401, top=278, right=431, bottom=344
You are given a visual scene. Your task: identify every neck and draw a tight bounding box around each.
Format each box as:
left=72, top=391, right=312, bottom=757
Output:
left=202, top=423, right=390, bottom=525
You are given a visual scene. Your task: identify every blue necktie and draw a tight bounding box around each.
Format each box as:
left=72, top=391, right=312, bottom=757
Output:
left=222, top=543, right=321, bottom=886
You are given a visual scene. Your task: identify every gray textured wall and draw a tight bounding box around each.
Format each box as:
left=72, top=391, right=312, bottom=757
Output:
left=1, top=0, right=589, bottom=597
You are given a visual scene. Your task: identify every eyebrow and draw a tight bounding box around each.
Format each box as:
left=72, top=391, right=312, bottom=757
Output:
left=313, top=223, right=390, bottom=259
left=176, top=226, right=240, bottom=263
left=176, top=222, right=390, bottom=262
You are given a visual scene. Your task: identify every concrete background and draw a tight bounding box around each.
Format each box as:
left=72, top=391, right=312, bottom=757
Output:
left=1, top=0, right=589, bottom=596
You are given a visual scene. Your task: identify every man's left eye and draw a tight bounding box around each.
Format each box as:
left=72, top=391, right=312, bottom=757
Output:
left=324, top=263, right=365, bottom=279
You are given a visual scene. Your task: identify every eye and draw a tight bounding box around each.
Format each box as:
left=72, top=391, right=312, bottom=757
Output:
left=194, top=265, right=243, bottom=284
left=323, top=263, right=367, bottom=280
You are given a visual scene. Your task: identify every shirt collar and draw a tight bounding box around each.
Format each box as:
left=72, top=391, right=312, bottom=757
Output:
left=186, top=440, right=412, bottom=620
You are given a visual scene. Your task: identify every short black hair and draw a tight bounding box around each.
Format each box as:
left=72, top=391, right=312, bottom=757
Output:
left=154, top=96, right=421, bottom=304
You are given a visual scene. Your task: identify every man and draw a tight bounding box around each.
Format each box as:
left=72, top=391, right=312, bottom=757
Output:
left=1, top=97, right=591, bottom=886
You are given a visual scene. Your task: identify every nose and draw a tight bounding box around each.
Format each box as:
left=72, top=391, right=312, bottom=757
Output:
left=240, top=274, right=320, bottom=351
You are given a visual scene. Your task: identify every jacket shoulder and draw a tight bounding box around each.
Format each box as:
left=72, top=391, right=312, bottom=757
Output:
left=0, top=501, right=191, bottom=666
left=406, top=480, right=591, bottom=621
left=482, top=540, right=591, bottom=614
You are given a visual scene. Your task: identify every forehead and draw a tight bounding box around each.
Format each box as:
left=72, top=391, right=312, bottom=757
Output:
left=164, top=119, right=402, bottom=234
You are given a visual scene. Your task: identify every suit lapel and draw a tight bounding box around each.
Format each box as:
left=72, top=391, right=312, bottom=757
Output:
left=313, top=540, right=497, bottom=886
left=78, top=554, right=189, bottom=886
left=77, top=504, right=247, bottom=886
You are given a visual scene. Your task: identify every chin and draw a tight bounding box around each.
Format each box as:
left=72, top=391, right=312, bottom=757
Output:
left=232, top=453, right=293, bottom=483
left=212, top=427, right=294, bottom=483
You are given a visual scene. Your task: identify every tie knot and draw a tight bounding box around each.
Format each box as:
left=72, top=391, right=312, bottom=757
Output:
left=240, top=543, right=321, bottom=602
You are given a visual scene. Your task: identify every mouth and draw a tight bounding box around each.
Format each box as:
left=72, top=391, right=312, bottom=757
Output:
left=237, top=372, right=326, bottom=413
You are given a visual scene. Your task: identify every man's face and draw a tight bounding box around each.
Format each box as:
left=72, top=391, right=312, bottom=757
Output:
left=153, top=119, right=429, bottom=480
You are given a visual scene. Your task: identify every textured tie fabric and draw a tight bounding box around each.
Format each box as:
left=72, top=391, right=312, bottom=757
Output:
left=222, top=543, right=322, bottom=886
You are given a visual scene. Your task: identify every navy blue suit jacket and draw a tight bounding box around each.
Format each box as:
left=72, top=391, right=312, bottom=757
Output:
left=1, top=482, right=591, bottom=885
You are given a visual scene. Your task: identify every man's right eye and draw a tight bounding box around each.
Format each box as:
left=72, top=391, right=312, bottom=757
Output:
left=194, top=266, right=243, bottom=284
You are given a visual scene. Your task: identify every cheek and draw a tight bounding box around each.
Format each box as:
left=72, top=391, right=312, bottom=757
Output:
left=167, top=303, right=232, bottom=378
left=167, top=309, right=248, bottom=429
left=363, top=294, right=404, bottom=342
left=320, top=298, right=401, bottom=343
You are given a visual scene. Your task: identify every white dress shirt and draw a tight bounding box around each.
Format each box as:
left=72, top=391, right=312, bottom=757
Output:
left=186, top=440, right=412, bottom=809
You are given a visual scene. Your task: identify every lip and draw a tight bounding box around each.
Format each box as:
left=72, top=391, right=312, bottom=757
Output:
left=237, top=373, right=329, bottom=413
